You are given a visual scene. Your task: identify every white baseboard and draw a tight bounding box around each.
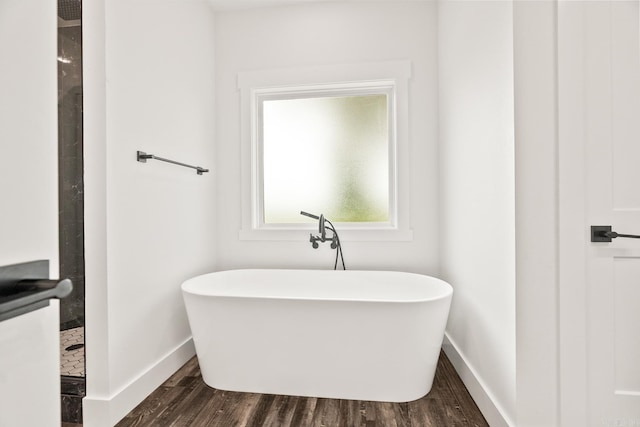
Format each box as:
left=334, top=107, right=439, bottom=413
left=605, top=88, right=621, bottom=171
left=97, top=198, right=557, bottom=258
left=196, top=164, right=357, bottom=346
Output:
left=83, top=338, right=196, bottom=427
left=442, top=333, right=513, bottom=427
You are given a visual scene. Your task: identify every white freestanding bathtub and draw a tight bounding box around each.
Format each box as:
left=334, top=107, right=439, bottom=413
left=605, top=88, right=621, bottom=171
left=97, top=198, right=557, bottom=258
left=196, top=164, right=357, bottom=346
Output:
left=181, top=269, right=452, bottom=403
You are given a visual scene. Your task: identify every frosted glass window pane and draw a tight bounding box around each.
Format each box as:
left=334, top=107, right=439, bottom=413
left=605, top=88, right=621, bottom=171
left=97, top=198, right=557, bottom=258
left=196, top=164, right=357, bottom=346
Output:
left=262, top=94, right=389, bottom=223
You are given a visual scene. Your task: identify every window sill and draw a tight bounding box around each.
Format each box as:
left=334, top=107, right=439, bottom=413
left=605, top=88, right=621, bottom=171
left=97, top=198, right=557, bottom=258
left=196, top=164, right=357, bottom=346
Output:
left=238, top=228, right=414, bottom=242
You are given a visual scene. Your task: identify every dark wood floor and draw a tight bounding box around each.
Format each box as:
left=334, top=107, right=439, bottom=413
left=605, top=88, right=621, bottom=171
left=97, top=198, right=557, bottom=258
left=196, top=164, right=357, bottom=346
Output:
left=115, top=351, right=488, bottom=427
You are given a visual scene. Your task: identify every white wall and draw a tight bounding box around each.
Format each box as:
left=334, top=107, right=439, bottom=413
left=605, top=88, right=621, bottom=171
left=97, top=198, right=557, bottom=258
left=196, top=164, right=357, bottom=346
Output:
left=83, top=1, right=217, bottom=425
left=438, top=1, right=516, bottom=426
left=214, top=1, right=439, bottom=273
left=0, top=0, right=58, bottom=276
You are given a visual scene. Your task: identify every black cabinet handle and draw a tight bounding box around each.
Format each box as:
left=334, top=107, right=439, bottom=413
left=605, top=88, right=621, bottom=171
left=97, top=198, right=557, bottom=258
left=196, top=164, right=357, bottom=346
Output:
left=591, top=225, right=640, bottom=242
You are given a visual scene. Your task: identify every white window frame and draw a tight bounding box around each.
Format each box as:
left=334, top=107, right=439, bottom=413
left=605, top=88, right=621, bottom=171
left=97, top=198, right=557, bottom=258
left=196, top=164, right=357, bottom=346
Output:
left=238, top=61, right=413, bottom=241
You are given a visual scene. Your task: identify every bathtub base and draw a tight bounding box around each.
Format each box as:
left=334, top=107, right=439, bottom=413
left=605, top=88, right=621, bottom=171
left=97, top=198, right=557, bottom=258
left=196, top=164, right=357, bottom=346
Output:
left=187, top=297, right=449, bottom=403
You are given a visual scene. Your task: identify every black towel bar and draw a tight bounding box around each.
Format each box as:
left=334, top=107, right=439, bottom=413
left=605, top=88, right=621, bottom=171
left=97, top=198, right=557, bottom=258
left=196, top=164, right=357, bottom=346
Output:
left=137, top=151, right=209, bottom=175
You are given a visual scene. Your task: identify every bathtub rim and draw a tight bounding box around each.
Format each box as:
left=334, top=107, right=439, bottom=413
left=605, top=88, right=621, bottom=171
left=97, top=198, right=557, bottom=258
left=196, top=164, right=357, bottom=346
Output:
left=181, top=268, right=453, bottom=304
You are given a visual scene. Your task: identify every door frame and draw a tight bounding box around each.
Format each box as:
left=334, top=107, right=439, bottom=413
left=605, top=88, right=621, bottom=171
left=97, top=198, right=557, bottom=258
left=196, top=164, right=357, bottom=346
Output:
left=557, top=1, right=615, bottom=425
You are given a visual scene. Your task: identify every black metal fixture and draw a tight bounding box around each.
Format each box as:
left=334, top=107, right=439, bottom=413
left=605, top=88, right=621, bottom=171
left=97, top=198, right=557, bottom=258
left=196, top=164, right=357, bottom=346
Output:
left=137, top=151, right=209, bottom=175
left=590, top=225, right=640, bottom=242
left=0, top=260, right=73, bottom=322
left=300, top=211, right=346, bottom=270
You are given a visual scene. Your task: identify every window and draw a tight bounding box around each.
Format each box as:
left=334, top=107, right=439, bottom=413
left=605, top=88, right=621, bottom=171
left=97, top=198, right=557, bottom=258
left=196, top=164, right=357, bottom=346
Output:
left=260, top=85, right=393, bottom=225
left=238, top=62, right=412, bottom=241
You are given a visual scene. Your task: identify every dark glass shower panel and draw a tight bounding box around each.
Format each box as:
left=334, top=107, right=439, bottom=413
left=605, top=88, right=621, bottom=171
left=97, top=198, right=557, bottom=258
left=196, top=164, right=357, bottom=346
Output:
left=58, top=3, right=85, bottom=422
left=57, top=25, right=84, bottom=330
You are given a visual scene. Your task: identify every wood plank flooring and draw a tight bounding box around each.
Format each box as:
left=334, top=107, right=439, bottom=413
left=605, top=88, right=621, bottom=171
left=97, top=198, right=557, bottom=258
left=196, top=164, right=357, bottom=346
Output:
left=116, top=351, right=488, bottom=427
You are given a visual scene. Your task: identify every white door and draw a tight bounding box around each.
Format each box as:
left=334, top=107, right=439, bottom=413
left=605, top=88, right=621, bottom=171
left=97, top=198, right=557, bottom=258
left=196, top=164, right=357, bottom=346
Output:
left=0, top=1, right=60, bottom=427
left=0, top=0, right=59, bottom=266
left=559, top=2, right=640, bottom=426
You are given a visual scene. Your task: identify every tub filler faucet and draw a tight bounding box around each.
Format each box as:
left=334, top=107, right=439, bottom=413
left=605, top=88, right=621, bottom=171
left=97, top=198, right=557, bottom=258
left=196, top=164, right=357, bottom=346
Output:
left=300, top=211, right=346, bottom=270
left=301, top=212, right=336, bottom=249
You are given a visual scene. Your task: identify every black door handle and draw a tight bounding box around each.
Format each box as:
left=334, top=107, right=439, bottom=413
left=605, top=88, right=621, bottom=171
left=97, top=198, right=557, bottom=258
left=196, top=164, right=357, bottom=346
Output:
left=591, top=225, right=640, bottom=242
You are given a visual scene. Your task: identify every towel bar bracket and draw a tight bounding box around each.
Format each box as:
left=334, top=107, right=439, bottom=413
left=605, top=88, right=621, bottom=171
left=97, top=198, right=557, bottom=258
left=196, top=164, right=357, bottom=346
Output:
left=137, top=151, right=152, bottom=163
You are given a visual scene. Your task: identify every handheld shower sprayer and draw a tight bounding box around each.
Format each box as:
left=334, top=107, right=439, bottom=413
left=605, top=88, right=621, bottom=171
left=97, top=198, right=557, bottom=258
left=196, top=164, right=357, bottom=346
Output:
left=300, top=211, right=320, bottom=220
left=319, top=214, right=326, bottom=240
left=300, top=211, right=325, bottom=238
